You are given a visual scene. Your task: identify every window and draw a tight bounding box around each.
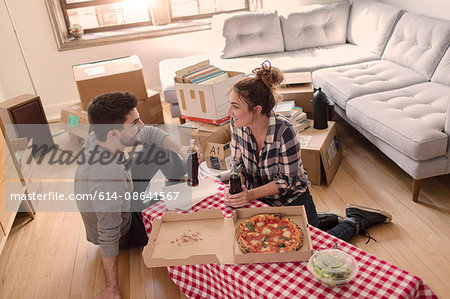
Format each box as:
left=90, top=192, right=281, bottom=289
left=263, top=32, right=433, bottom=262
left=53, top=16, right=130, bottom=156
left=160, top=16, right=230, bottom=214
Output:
left=59, top=0, right=248, bottom=34
left=46, top=0, right=259, bottom=50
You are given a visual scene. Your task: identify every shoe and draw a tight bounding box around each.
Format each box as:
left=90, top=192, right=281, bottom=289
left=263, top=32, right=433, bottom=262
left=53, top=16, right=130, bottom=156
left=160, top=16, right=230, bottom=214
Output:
left=346, top=204, right=392, bottom=235
left=317, top=211, right=345, bottom=231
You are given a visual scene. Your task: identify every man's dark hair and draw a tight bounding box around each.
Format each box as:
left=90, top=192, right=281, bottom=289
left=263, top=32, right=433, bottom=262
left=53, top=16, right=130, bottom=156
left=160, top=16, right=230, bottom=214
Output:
left=87, top=92, right=138, bottom=141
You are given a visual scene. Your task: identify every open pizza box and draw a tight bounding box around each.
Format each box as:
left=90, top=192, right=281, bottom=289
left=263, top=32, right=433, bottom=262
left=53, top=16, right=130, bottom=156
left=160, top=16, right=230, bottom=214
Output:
left=142, top=206, right=313, bottom=267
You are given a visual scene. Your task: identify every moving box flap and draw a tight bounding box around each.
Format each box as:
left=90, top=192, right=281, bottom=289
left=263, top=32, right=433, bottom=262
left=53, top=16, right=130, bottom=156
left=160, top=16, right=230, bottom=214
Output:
left=281, top=72, right=312, bottom=86
left=73, top=55, right=143, bottom=81
left=174, top=60, right=211, bottom=83
left=201, top=124, right=231, bottom=150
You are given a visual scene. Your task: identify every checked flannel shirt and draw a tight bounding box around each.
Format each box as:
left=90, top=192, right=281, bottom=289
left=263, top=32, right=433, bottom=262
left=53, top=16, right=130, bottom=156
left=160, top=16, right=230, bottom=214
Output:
left=230, top=111, right=310, bottom=206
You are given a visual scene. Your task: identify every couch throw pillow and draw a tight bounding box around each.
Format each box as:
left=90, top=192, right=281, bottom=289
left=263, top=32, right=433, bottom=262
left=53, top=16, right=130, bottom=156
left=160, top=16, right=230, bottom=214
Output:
left=221, top=11, right=284, bottom=59
left=280, top=2, right=350, bottom=51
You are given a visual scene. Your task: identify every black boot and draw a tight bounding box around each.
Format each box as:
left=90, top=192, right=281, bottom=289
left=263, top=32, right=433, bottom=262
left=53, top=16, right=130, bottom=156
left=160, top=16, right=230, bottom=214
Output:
left=317, top=211, right=344, bottom=231
left=346, top=204, right=392, bottom=236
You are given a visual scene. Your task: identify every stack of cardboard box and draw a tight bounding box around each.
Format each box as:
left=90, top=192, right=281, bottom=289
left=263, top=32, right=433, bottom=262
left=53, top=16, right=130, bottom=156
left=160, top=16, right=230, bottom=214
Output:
left=60, top=55, right=164, bottom=141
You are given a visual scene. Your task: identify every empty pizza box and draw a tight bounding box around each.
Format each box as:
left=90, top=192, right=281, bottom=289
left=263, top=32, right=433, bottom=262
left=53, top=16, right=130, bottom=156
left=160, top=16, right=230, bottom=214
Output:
left=142, top=206, right=313, bottom=267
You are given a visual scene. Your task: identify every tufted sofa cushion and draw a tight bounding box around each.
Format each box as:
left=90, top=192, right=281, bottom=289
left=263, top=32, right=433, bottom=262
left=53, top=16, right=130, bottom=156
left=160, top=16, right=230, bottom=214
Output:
left=383, top=12, right=450, bottom=80
left=280, top=2, right=349, bottom=51
left=347, top=0, right=403, bottom=56
left=346, top=82, right=449, bottom=161
left=431, top=47, right=450, bottom=85
left=311, top=60, right=426, bottom=110
left=221, top=11, right=284, bottom=59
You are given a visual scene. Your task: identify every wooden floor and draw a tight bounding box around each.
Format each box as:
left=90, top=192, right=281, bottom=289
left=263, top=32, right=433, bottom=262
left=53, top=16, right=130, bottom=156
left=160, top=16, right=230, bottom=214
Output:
left=0, top=102, right=449, bottom=298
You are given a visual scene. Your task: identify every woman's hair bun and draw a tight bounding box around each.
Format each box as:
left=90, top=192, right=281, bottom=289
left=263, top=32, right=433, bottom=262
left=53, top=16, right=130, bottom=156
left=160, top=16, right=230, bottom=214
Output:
left=252, top=60, right=284, bottom=90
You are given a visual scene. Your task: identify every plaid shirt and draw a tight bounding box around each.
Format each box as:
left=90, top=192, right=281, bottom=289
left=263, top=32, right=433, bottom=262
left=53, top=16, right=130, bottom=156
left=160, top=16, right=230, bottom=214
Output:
left=230, top=111, right=309, bottom=206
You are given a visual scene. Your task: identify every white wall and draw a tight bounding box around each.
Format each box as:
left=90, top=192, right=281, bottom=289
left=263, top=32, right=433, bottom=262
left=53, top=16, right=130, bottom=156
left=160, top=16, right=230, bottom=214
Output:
left=0, top=0, right=35, bottom=101
left=1, top=0, right=449, bottom=120
left=0, top=82, right=5, bottom=100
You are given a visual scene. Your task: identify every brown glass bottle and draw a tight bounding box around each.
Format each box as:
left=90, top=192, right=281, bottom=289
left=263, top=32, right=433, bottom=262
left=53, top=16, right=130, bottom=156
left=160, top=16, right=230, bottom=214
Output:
left=187, top=139, right=199, bottom=186
left=229, top=161, right=243, bottom=194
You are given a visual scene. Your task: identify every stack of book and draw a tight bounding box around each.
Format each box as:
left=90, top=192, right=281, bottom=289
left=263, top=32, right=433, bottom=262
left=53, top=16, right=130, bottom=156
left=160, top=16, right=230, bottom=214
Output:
left=180, top=64, right=229, bottom=85
left=289, top=106, right=311, bottom=132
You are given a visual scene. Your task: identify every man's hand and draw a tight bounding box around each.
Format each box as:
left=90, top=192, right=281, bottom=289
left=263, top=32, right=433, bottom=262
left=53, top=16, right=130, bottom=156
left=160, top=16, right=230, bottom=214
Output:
left=225, top=185, right=253, bottom=208
left=180, top=144, right=203, bottom=165
left=96, top=286, right=121, bottom=299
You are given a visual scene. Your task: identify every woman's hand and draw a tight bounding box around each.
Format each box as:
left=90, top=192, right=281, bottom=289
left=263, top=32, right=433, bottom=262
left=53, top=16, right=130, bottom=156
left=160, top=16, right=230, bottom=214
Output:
left=224, top=185, right=253, bottom=208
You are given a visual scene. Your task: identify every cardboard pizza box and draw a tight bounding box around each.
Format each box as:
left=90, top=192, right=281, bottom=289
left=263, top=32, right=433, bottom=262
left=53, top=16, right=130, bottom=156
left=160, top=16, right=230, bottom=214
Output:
left=142, top=206, right=313, bottom=267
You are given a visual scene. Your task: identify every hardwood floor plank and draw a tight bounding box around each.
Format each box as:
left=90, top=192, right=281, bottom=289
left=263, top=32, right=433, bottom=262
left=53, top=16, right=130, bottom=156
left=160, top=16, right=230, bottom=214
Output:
left=69, top=215, right=90, bottom=298
left=92, top=249, right=106, bottom=297
left=152, top=267, right=183, bottom=299
left=129, top=247, right=145, bottom=299
left=56, top=213, right=81, bottom=298
left=118, top=249, right=130, bottom=299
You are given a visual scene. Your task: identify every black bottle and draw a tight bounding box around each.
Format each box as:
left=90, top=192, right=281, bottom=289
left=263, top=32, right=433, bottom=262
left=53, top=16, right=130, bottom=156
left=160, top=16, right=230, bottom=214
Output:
left=312, top=87, right=329, bottom=130
left=187, top=139, right=199, bottom=186
left=229, top=161, right=243, bottom=194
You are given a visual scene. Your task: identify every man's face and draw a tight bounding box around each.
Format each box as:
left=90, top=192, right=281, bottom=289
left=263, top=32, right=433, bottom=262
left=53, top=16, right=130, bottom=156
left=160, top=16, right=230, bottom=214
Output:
left=118, top=108, right=145, bottom=146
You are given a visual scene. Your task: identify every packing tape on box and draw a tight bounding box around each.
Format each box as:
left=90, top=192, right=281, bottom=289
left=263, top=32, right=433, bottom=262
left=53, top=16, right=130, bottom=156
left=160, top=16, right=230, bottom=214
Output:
left=199, top=91, right=206, bottom=113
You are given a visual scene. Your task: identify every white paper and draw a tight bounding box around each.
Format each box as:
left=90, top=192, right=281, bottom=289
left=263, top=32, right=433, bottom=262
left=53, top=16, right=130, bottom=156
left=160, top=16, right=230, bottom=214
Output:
left=163, top=177, right=220, bottom=210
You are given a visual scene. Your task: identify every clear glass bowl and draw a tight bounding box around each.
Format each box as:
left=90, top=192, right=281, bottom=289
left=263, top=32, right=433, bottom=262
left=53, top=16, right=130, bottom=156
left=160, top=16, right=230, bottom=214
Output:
left=307, top=249, right=359, bottom=286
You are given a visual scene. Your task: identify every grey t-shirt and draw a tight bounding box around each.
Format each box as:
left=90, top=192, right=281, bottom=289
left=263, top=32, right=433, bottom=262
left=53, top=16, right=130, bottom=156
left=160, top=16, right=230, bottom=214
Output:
left=74, top=126, right=168, bottom=257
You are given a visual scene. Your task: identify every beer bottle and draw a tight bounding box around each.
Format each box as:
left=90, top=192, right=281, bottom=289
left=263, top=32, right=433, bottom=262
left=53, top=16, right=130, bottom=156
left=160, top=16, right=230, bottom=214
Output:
left=229, top=161, right=243, bottom=194
left=187, top=139, right=199, bottom=186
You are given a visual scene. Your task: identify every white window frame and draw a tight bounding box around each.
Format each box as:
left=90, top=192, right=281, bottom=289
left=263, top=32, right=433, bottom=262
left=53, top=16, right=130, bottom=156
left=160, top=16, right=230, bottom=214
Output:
left=45, top=0, right=262, bottom=51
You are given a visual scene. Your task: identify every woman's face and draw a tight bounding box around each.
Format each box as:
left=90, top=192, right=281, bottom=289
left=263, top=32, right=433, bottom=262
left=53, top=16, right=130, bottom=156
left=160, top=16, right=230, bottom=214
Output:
left=227, top=90, right=254, bottom=128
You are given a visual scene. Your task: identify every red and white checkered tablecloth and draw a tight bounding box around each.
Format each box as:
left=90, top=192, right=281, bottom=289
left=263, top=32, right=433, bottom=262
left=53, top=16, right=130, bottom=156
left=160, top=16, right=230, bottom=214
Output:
left=142, top=183, right=437, bottom=299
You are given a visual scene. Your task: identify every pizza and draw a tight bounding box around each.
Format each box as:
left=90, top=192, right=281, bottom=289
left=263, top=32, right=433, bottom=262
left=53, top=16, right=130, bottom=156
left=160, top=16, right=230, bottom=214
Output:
left=236, top=214, right=303, bottom=253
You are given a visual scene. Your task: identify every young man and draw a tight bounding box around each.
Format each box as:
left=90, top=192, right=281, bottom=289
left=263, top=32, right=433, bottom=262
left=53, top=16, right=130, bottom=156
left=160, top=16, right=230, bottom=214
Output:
left=74, top=92, right=187, bottom=299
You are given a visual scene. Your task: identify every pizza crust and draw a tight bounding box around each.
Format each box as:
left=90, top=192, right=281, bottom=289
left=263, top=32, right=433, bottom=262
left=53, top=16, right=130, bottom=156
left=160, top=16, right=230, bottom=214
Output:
left=236, top=214, right=303, bottom=254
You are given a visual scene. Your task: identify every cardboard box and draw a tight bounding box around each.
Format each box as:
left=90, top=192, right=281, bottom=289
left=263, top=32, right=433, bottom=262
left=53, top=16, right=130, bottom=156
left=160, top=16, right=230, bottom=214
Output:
left=201, top=124, right=231, bottom=170
left=138, top=89, right=164, bottom=124
left=175, top=62, right=244, bottom=125
left=279, top=72, right=314, bottom=114
left=299, top=121, right=342, bottom=185
left=73, top=55, right=147, bottom=110
left=177, top=120, right=229, bottom=147
left=60, top=103, right=90, bottom=140
left=142, top=206, right=313, bottom=267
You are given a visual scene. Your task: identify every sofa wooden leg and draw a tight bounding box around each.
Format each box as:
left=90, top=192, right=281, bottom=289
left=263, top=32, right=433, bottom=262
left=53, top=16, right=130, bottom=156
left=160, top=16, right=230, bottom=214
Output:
left=412, top=179, right=421, bottom=202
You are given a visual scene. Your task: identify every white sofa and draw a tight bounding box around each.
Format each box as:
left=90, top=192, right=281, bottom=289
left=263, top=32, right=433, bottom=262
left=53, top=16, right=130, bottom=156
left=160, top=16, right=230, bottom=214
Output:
left=158, top=0, right=450, bottom=201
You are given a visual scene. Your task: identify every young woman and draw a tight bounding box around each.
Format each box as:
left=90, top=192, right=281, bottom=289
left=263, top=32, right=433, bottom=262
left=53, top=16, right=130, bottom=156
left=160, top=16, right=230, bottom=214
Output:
left=224, top=61, right=392, bottom=242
